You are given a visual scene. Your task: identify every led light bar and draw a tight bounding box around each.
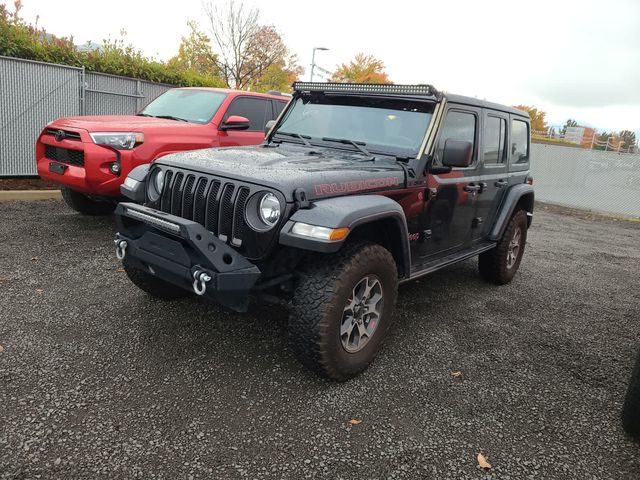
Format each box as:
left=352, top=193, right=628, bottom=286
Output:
left=292, top=82, right=439, bottom=97
left=124, top=207, right=181, bottom=234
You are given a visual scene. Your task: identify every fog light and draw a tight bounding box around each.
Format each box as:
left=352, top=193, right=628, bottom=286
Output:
left=109, top=162, right=121, bottom=175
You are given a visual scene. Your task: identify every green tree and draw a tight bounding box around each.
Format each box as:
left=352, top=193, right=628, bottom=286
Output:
left=168, top=21, right=219, bottom=77
left=331, top=53, right=391, bottom=83
left=619, top=130, right=637, bottom=152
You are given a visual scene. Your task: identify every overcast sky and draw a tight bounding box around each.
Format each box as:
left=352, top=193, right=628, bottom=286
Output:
left=14, top=0, right=640, bottom=133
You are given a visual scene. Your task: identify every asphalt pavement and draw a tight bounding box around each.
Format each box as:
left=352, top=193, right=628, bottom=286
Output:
left=1, top=200, right=639, bottom=479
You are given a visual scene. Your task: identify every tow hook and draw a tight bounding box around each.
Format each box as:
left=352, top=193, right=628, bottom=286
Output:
left=192, top=269, right=212, bottom=296
left=115, top=239, right=128, bottom=260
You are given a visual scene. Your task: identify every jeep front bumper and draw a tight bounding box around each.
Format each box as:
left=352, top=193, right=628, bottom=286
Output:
left=114, top=203, right=261, bottom=312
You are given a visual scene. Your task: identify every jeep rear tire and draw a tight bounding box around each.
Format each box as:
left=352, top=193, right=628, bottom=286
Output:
left=622, top=350, right=640, bottom=440
left=479, top=209, right=528, bottom=285
left=61, top=187, right=116, bottom=216
left=122, top=257, right=190, bottom=300
left=289, top=242, right=398, bottom=381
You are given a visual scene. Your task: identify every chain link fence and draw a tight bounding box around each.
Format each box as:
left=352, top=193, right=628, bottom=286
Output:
left=531, top=143, right=640, bottom=218
left=0, top=56, right=172, bottom=176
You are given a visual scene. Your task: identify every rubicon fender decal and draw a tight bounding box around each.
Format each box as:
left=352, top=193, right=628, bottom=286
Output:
left=314, top=177, right=400, bottom=196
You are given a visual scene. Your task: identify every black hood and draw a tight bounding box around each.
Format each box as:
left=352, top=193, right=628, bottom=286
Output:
left=156, top=144, right=406, bottom=202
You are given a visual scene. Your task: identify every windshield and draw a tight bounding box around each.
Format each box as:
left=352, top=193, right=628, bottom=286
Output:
left=274, top=96, right=434, bottom=156
left=141, top=89, right=227, bottom=124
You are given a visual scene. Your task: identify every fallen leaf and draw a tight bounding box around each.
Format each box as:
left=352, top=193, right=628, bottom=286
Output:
left=349, top=419, right=362, bottom=426
left=30, top=257, right=39, bottom=261
left=115, top=268, right=125, bottom=273
left=477, top=452, right=492, bottom=469
left=0, top=345, right=4, bottom=353
left=35, top=288, right=44, bottom=293
left=451, top=371, right=463, bottom=378
left=0, top=277, right=9, bottom=283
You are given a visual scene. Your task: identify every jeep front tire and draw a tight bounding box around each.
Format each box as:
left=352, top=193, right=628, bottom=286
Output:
left=61, top=187, right=116, bottom=216
left=122, top=258, right=190, bottom=300
left=289, top=242, right=398, bottom=381
left=479, top=209, right=528, bottom=284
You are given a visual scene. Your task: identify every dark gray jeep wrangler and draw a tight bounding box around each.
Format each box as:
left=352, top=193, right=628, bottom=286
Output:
left=114, top=82, right=534, bottom=380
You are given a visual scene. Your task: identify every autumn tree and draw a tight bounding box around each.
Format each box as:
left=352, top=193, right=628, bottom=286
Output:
left=619, top=130, right=637, bottom=152
left=168, top=21, right=219, bottom=77
left=203, top=0, right=301, bottom=90
left=513, top=105, right=547, bottom=133
left=331, top=53, right=391, bottom=84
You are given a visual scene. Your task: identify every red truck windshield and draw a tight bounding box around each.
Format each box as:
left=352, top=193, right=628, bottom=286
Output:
left=140, top=89, right=227, bottom=124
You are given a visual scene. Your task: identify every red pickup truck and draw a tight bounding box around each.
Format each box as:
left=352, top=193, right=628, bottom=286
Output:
left=37, top=88, right=288, bottom=215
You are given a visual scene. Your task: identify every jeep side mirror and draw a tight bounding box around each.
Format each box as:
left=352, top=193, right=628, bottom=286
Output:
left=442, top=139, right=473, bottom=168
left=265, top=119, right=277, bottom=137
left=220, top=115, right=250, bottom=131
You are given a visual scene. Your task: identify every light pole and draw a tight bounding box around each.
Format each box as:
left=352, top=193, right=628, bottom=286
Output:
left=310, top=47, right=329, bottom=82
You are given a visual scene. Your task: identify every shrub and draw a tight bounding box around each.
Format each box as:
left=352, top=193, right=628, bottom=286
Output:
left=0, top=4, right=225, bottom=87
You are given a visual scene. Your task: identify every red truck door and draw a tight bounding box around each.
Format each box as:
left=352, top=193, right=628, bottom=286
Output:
left=218, top=96, right=273, bottom=147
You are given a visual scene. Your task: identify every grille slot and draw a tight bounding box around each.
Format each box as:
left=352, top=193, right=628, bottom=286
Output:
left=170, top=172, right=185, bottom=216
left=160, top=170, right=173, bottom=212
left=44, top=145, right=84, bottom=167
left=181, top=174, right=196, bottom=220
left=205, top=180, right=222, bottom=234
left=218, top=184, right=236, bottom=241
left=193, top=178, right=209, bottom=225
left=231, top=187, right=250, bottom=246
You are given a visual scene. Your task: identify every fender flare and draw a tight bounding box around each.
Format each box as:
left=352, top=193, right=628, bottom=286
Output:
left=279, top=195, right=411, bottom=275
left=490, top=184, right=535, bottom=241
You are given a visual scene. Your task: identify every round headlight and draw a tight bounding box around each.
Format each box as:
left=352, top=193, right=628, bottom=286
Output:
left=154, top=169, right=165, bottom=194
left=147, top=169, right=164, bottom=202
left=259, top=193, right=281, bottom=227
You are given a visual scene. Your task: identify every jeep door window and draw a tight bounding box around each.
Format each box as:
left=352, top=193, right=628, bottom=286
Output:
left=140, top=89, right=227, bottom=124
left=483, top=115, right=507, bottom=164
left=275, top=96, right=433, bottom=157
left=436, top=110, right=477, bottom=165
left=511, top=119, right=530, bottom=164
left=224, top=97, right=270, bottom=131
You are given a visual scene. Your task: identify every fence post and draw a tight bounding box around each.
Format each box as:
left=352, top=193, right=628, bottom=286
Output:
left=79, top=67, right=86, bottom=115
left=136, top=80, right=142, bottom=113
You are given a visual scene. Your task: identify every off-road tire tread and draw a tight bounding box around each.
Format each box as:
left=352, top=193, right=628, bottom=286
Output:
left=289, top=242, right=398, bottom=381
left=122, top=257, right=189, bottom=300
left=479, top=209, right=528, bottom=284
left=622, top=351, right=640, bottom=440
left=61, top=187, right=115, bottom=216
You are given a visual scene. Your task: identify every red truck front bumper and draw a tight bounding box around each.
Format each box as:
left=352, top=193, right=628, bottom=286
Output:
left=36, top=127, right=140, bottom=198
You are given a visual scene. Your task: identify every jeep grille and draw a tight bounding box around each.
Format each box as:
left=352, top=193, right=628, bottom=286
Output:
left=149, top=167, right=282, bottom=259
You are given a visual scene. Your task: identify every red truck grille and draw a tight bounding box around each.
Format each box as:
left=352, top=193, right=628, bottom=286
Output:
left=44, top=145, right=84, bottom=167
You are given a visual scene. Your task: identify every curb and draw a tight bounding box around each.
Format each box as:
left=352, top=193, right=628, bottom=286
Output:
left=0, top=190, right=62, bottom=202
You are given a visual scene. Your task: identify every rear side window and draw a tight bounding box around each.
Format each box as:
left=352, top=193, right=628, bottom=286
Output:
left=273, top=100, right=287, bottom=118
left=511, top=119, right=529, bottom=164
left=483, top=115, right=507, bottom=164
left=436, top=110, right=476, bottom=164
left=224, top=97, right=270, bottom=131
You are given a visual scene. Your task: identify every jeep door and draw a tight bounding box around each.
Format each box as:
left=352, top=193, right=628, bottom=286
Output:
left=472, top=109, right=509, bottom=240
left=421, top=105, right=481, bottom=258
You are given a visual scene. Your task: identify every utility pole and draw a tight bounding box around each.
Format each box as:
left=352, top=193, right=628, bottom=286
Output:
left=310, top=47, right=329, bottom=82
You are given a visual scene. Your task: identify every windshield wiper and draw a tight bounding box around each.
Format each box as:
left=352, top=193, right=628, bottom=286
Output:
left=322, top=137, right=372, bottom=157
left=273, top=131, right=312, bottom=147
left=152, top=114, right=189, bottom=122
left=136, top=113, right=154, bottom=117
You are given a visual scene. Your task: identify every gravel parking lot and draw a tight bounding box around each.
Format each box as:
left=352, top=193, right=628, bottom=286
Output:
left=1, top=200, right=639, bottom=479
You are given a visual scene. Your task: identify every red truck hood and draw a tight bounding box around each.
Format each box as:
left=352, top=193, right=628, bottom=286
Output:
left=51, top=115, right=204, bottom=132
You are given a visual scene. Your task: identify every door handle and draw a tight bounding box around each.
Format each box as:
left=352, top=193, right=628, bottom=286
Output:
left=463, top=184, right=481, bottom=193
left=495, top=179, right=508, bottom=188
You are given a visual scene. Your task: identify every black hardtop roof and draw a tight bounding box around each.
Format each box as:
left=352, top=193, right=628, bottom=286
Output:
left=445, top=93, right=529, bottom=118
left=291, top=81, right=529, bottom=119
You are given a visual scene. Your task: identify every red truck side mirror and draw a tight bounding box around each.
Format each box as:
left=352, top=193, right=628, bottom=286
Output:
left=220, top=115, right=250, bottom=131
